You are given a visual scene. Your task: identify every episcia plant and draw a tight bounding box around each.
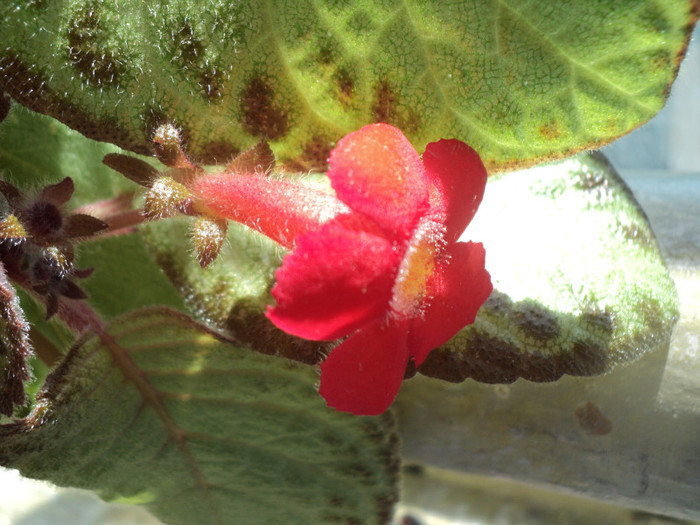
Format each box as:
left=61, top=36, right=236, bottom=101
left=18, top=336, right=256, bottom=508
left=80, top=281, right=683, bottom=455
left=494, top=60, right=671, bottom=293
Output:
left=0, top=1, right=691, bottom=523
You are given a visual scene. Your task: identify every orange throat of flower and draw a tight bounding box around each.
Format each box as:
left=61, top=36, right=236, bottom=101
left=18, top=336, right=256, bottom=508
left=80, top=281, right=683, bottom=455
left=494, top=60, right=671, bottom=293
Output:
left=390, top=218, right=446, bottom=317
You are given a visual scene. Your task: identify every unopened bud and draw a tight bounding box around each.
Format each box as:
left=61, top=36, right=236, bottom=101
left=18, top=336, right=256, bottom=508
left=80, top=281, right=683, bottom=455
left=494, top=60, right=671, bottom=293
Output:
left=153, top=124, right=193, bottom=168
left=193, top=217, right=228, bottom=268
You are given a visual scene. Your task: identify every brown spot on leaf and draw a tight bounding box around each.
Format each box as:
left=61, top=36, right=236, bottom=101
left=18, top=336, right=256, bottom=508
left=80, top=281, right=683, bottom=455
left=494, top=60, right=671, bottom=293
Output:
left=512, top=302, right=560, bottom=341
left=419, top=332, right=522, bottom=384
left=317, top=43, right=335, bottom=65
left=581, top=309, right=614, bottom=335
left=0, top=53, right=149, bottom=155
left=539, top=120, right=561, bottom=140
left=285, top=135, right=333, bottom=172
left=575, top=401, right=612, bottom=435
left=419, top=319, right=610, bottom=384
left=225, top=299, right=327, bottom=365
left=200, top=67, right=225, bottom=101
left=170, top=20, right=225, bottom=102
left=66, top=3, right=126, bottom=89
left=333, top=68, right=355, bottom=106
left=194, top=141, right=240, bottom=165
left=372, top=79, right=419, bottom=132
left=241, top=77, right=289, bottom=139
left=418, top=292, right=612, bottom=384
left=564, top=340, right=608, bottom=376
left=373, top=80, right=396, bottom=124
left=172, top=20, right=204, bottom=67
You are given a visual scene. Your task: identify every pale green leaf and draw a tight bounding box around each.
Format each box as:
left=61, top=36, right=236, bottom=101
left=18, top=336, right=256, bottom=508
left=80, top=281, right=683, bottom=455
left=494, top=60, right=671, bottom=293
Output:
left=419, top=152, right=679, bottom=382
left=0, top=103, right=132, bottom=202
left=0, top=0, right=695, bottom=171
left=0, top=308, right=399, bottom=525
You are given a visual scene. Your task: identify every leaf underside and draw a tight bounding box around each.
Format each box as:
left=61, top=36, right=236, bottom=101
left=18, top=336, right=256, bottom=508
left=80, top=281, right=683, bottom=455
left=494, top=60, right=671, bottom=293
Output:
left=0, top=308, right=400, bottom=525
left=1, top=0, right=697, bottom=172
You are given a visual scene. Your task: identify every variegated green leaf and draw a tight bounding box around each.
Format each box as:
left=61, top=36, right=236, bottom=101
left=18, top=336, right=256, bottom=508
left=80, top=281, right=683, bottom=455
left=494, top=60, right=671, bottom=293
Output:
left=0, top=0, right=695, bottom=171
left=419, top=153, right=679, bottom=382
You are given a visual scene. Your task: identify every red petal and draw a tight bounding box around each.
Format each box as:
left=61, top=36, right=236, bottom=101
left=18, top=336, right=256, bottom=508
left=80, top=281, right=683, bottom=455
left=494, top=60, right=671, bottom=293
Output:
left=409, top=241, right=492, bottom=365
left=319, top=320, right=410, bottom=415
left=328, top=123, right=429, bottom=240
left=267, top=221, right=399, bottom=341
left=422, top=139, right=487, bottom=242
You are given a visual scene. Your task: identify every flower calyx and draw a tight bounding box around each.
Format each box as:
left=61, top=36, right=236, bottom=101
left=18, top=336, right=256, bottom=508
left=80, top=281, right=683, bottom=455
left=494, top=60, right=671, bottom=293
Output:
left=103, top=123, right=275, bottom=268
left=0, top=177, right=107, bottom=318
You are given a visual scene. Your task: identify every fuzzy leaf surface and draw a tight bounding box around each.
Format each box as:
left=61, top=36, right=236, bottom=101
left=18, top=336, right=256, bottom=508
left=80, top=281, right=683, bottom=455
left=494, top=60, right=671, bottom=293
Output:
left=0, top=308, right=399, bottom=525
left=419, top=152, right=679, bottom=382
left=0, top=0, right=696, bottom=171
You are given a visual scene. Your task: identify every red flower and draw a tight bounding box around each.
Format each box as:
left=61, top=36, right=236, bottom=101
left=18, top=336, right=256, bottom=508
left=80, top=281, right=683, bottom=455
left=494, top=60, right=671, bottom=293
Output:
left=192, top=124, right=492, bottom=415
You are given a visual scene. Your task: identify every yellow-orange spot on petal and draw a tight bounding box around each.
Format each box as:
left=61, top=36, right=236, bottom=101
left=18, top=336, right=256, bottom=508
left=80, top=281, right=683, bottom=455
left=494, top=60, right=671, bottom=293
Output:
left=390, top=218, right=444, bottom=316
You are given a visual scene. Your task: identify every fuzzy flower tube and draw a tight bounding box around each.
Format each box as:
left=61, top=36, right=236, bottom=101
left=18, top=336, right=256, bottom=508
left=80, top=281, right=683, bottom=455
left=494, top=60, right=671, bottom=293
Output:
left=191, top=123, right=493, bottom=415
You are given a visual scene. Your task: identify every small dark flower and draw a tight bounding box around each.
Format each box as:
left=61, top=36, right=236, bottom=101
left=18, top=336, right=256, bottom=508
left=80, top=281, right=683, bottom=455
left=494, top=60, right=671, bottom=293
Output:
left=0, top=177, right=106, bottom=318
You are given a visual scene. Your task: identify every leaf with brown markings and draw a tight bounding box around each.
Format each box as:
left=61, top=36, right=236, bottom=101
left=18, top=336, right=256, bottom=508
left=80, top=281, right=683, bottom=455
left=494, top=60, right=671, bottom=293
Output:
left=0, top=0, right=696, bottom=171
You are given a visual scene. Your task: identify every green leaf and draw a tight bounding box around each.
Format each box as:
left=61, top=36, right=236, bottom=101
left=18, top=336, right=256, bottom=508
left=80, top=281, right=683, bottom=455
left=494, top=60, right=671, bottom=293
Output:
left=0, top=308, right=400, bottom=525
left=0, top=103, right=132, bottom=202
left=419, top=152, right=679, bottom=382
left=1, top=1, right=695, bottom=171
left=78, top=234, right=189, bottom=319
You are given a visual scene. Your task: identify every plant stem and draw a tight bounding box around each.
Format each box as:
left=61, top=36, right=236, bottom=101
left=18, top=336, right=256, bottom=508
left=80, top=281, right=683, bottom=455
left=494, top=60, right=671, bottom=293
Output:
left=73, top=194, right=145, bottom=238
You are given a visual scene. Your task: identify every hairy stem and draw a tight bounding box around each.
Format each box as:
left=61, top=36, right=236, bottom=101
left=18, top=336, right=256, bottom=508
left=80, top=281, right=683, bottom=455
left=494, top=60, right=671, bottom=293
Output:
left=73, top=194, right=145, bottom=237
